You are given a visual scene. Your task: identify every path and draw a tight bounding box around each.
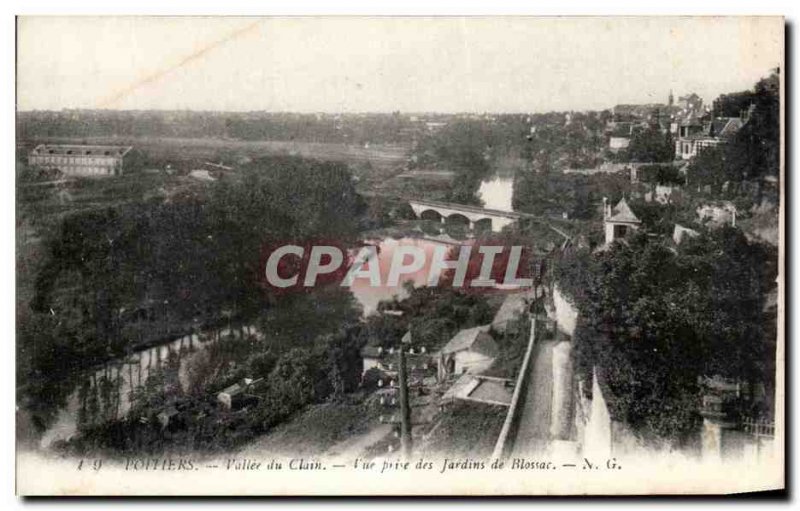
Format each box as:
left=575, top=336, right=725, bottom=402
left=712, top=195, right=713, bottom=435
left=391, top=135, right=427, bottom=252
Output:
left=511, top=339, right=556, bottom=457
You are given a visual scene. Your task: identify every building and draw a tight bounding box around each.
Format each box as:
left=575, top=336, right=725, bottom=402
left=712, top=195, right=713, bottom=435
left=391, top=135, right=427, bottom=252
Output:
left=673, top=224, right=700, bottom=245
left=644, top=184, right=678, bottom=205
left=491, top=292, right=530, bottom=335
left=603, top=197, right=641, bottom=245
left=217, top=378, right=263, bottom=410
left=675, top=115, right=744, bottom=160
left=606, top=121, right=637, bottom=152
left=360, top=345, right=385, bottom=375
left=438, top=326, right=498, bottom=378
left=28, top=144, right=132, bottom=177
left=696, top=202, right=737, bottom=228
left=678, top=92, right=704, bottom=114
left=608, top=136, right=631, bottom=152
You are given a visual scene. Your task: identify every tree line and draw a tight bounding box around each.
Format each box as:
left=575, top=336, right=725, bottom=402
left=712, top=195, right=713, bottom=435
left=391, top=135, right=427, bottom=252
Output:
left=553, top=227, right=777, bottom=445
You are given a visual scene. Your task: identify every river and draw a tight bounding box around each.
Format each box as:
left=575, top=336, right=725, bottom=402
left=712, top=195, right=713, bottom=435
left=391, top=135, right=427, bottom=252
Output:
left=477, top=175, right=515, bottom=212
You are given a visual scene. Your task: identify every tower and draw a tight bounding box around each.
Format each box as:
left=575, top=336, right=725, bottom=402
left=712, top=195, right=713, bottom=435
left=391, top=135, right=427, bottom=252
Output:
left=668, top=89, right=674, bottom=107
left=603, top=197, right=641, bottom=245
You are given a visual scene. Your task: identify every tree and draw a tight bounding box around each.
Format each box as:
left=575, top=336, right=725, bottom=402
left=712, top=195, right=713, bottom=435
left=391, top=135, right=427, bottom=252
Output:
left=320, top=328, right=364, bottom=398
left=22, top=154, right=365, bottom=431
left=637, top=164, right=685, bottom=186
left=565, top=227, right=777, bottom=444
left=686, top=70, right=779, bottom=196
left=627, top=125, right=674, bottom=163
left=686, top=145, right=727, bottom=193
left=725, top=70, right=780, bottom=182
left=678, top=226, right=777, bottom=408
left=415, top=120, right=493, bottom=205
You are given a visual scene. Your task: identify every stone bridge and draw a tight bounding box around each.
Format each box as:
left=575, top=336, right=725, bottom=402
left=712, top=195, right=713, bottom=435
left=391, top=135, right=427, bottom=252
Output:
left=408, top=199, right=522, bottom=233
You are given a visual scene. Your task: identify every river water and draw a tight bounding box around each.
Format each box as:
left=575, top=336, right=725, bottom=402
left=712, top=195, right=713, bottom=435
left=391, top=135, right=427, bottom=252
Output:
left=39, top=326, right=255, bottom=448
left=477, top=175, right=515, bottom=212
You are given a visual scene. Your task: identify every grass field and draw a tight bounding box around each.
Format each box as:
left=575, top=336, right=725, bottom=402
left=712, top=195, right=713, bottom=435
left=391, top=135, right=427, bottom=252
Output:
left=27, top=135, right=409, bottom=170
left=23, top=135, right=415, bottom=197
left=238, top=399, right=381, bottom=458
left=423, top=401, right=506, bottom=458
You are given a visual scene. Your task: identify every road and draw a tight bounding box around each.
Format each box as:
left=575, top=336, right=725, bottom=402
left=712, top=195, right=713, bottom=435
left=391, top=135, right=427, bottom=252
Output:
left=510, top=339, right=556, bottom=457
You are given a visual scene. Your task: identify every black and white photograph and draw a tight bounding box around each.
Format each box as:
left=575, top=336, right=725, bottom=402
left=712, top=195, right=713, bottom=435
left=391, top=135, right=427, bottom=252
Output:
left=13, top=15, right=784, bottom=496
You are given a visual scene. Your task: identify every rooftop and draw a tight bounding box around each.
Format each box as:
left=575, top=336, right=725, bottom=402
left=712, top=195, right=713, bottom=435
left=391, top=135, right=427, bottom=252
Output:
left=32, top=144, right=132, bottom=156
left=491, top=292, right=530, bottom=328
left=441, top=325, right=494, bottom=356
left=361, top=345, right=383, bottom=359
left=441, top=373, right=513, bottom=406
left=607, top=198, right=641, bottom=224
left=708, top=117, right=743, bottom=138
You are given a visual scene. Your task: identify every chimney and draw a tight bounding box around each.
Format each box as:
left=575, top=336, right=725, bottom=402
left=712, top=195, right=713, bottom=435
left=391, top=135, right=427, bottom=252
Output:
left=602, top=197, right=609, bottom=219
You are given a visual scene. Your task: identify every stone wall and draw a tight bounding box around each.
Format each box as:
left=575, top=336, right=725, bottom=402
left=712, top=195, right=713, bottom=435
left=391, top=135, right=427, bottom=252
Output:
left=552, top=284, right=579, bottom=336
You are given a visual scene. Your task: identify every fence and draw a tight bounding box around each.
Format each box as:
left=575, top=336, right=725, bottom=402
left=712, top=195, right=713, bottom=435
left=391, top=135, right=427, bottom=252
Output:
left=742, top=418, right=775, bottom=439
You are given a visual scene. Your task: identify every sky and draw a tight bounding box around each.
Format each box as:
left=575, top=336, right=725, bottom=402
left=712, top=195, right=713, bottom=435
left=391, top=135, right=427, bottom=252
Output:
left=16, top=16, right=783, bottom=113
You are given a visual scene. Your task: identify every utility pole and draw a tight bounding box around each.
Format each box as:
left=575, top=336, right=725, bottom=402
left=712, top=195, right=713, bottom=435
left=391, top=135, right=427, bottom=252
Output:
left=398, top=347, right=413, bottom=460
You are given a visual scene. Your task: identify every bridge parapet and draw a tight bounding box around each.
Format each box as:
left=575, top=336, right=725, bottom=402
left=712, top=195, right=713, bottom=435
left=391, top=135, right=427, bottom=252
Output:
left=408, top=199, right=519, bottom=233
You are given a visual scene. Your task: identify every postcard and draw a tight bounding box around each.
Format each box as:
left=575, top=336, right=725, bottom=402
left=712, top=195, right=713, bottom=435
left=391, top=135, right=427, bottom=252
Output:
left=15, top=15, right=784, bottom=495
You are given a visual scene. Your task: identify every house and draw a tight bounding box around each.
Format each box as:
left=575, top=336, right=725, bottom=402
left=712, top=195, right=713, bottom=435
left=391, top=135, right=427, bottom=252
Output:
left=28, top=144, right=132, bottom=177
left=606, top=120, right=642, bottom=152
left=697, top=202, right=737, bottom=228
left=438, top=326, right=498, bottom=378
left=603, top=197, right=641, bottom=245
left=361, top=345, right=384, bottom=375
left=675, top=115, right=744, bottom=160
left=491, top=292, right=530, bottom=335
left=608, top=136, right=631, bottom=153
left=645, top=184, right=677, bottom=204
left=217, top=378, right=263, bottom=410
left=678, top=92, right=704, bottom=114
left=673, top=224, right=700, bottom=245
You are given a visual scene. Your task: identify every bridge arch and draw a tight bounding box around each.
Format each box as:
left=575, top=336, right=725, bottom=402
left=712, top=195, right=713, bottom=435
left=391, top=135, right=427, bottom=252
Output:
left=474, top=217, right=493, bottom=233
left=419, top=209, right=444, bottom=223
left=445, top=213, right=471, bottom=227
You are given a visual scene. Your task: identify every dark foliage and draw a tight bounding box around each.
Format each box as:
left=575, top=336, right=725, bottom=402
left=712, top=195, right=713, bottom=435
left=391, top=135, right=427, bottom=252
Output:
left=559, top=227, right=776, bottom=443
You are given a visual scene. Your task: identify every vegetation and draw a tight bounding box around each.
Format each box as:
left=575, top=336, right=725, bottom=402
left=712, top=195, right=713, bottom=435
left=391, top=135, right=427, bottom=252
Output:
left=636, top=164, right=686, bottom=186
left=17, top=111, right=418, bottom=146
left=687, top=70, right=780, bottom=195
left=555, top=228, right=777, bottom=444
left=424, top=401, right=506, bottom=458
left=618, top=124, right=675, bottom=163
left=365, top=281, right=495, bottom=351
left=513, top=156, right=631, bottom=220
left=19, top=155, right=365, bottom=432
left=19, top=69, right=781, bottom=458
left=412, top=120, right=494, bottom=205
left=522, top=111, right=609, bottom=170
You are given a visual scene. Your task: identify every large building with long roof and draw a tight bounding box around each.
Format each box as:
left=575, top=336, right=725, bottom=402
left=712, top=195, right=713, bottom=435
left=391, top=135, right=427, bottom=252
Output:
left=28, top=144, right=132, bottom=177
